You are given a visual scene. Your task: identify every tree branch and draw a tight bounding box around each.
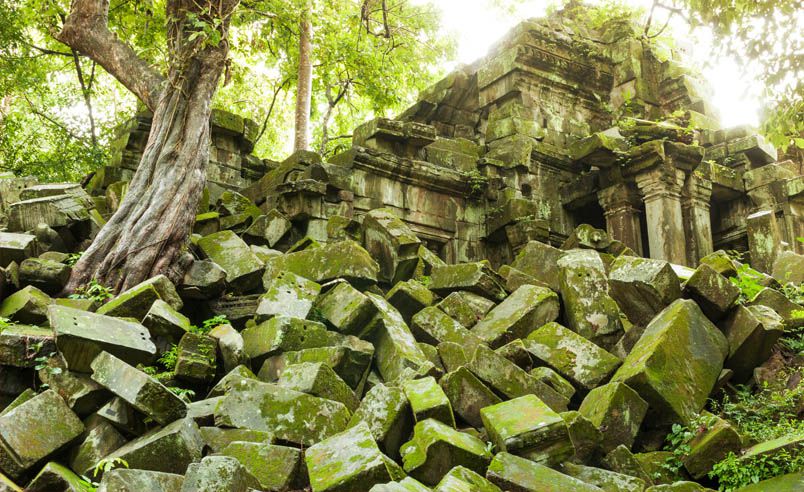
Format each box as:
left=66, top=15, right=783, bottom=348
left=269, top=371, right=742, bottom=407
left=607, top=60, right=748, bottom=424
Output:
left=56, top=0, right=165, bottom=111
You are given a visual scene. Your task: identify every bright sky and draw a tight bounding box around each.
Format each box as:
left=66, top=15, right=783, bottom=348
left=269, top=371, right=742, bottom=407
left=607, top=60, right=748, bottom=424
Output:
left=420, top=0, right=765, bottom=128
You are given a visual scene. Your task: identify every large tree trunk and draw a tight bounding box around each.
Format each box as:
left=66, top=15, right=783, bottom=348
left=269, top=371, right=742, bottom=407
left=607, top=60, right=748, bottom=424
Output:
left=58, top=0, right=239, bottom=293
left=294, top=1, right=313, bottom=151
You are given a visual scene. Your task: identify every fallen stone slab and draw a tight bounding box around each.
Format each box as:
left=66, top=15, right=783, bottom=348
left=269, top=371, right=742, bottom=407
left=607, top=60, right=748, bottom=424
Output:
left=602, top=445, right=653, bottom=486
left=305, top=422, right=404, bottom=492
left=439, top=367, right=502, bottom=429
left=385, top=279, right=435, bottom=324
left=429, top=262, right=507, bottom=302
left=732, top=471, right=804, bottom=492
left=197, top=427, right=273, bottom=453
left=471, top=284, right=559, bottom=348
left=24, top=461, right=85, bottom=492
left=18, top=258, right=69, bottom=294
left=531, top=366, right=576, bottom=402
left=244, top=209, right=292, bottom=247
left=347, top=383, right=412, bottom=459
left=403, top=376, right=456, bottom=427
left=364, top=208, right=422, bottom=284
left=90, top=351, right=187, bottom=425
left=278, top=361, right=360, bottom=411
left=51, top=305, right=156, bottom=373
left=174, top=332, right=217, bottom=385
left=0, top=324, right=54, bottom=368
left=263, top=240, right=379, bottom=286
left=561, top=410, right=604, bottom=464
left=37, top=361, right=109, bottom=416
left=367, top=293, right=435, bottom=383
left=95, top=397, right=148, bottom=437
left=611, top=299, right=728, bottom=424
left=485, top=452, right=602, bottom=492
left=748, top=287, right=804, bottom=329
left=558, top=250, right=624, bottom=349
left=0, top=285, right=51, bottom=325
left=197, top=230, right=265, bottom=292
left=719, top=304, right=785, bottom=382
left=97, top=469, right=184, bottom=492
left=99, top=418, right=203, bottom=475
left=608, top=256, right=681, bottom=326
left=207, top=323, right=248, bottom=374
left=681, top=413, right=742, bottom=480
left=525, top=322, right=621, bottom=391
left=772, top=250, right=804, bottom=284
left=7, top=194, right=89, bottom=233
left=142, top=299, right=192, bottom=347
left=179, top=259, right=227, bottom=299
left=219, top=441, right=305, bottom=492
left=481, top=394, right=573, bottom=466
left=371, top=477, right=431, bottom=492
left=467, top=344, right=569, bottom=412
left=562, top=224, right=612, bottom=251
left=578, top=382, right=648, bottom=453
left=0, top=232, right=36, bottom=268
left=68, top=416, right=127, bottom=477
left=401, top=419, right=492, bottom=485
left=561, top=462, right=646, bottom=492
left=313, top=281, right=377, bottom=337
left=256, top=271, right=321, bottom=322
left=411, top=306, right=484, bottom=350
left=682, top=264, right=739, bottom=322
left=214, top=380, right=351, bottom=446
left=259, top=345, right=373, bottom=393
left=96, top=274, right=182, bottom=319
left=180, top=455, right=260, bottom=492
left=434, top=465, right=501, bottom=492
left=510, top=240, right=565, bottom=292
left=436, top=291, right=495, bottom=329
left=0, top=390, right=83, bottom=479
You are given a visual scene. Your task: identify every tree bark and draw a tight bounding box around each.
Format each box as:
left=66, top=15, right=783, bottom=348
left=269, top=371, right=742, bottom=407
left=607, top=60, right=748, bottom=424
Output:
left=294, top=0, right=313, bottom=151
left=59, top=0, right=239, bottom=293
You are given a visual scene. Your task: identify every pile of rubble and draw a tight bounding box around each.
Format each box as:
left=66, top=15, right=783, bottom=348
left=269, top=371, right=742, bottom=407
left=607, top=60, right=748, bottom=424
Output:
left=1, top=176, right=803, bottom=491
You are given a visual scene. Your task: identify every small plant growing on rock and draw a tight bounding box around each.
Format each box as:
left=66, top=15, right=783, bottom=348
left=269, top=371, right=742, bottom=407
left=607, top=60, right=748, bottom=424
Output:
left=729, top=263, right=765, bottom=303
left=709, top=449, right=804, bottom=491
left=69, top=279, right=113, bottom=303
left=0, top=317, right=13, bottom=333
left=158, top=345, right=179, bottom=372
left=189, top=314, right=229, bottom=335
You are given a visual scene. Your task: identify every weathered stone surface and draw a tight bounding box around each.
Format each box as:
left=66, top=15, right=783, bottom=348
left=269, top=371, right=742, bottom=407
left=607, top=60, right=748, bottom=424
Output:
left=314, top=281, right=377, bottom=337
left=263, top=240, right=379, bottom=286
left=207, top=323, right=248, bottom=373
left=434, top=465, right=501, bottom=492
left=364, top=208, right=422, bottom=284
left=68, top=417, right=127, bottom=476
left=682, top=264, right=739, bottom=322
left=510, top=240, right=565, bottom=292
left=481, top=394, right=573, bottom=466
left=257, top=271, right=321, bottom=321
left=7, top=194, right=90, bottom=233
left=558, top=250, right=624, bottom=349
left=96, top=274, right=182, bottom=318
left=561, top=462, right=646, bottom=492
left=411, top=306, right=484, bottom=350
left=749, top=287, right=804, bottom=329
left=25, top=461, right=86, bottom=492
left=220, top=441, right=305, bottom=491
left=37, top=360, right=109, bottom=416
left=90, top=351, right=187, bottom=425
left=18, top=258, right=69, bottom=294
left=439, top=366, right=501, bottom=429
left=771, top=250, right=804, bottom=284
left=197, top=426, right=273, bottom=453
left=578, top=382, right=648, bottom=453
left=142, top=299, right=192, bottom=345
left=603, top=445, right=653, bottom=485
left=174, top=332, right=217, bottom=384
left=437, top=291, right=495, bottom=329
left=214, top=379, right=351, bottom=446
left=97, top=469, right=184, bottom=492
left=306, top=422, right=403, bottom=492
left=525, top=322, right=621, bottom=391
left=244, top=209, right=292, bottom=247
left=611, top=299, right=728, bottom=424
left=179, top=259, right=227, bottom=299
left=348, top=383, right=412, bottom=459
left=733, top=471, right=804, bottom=491
left=367, top=293, right=435, bottom=382
left=719, top=304, right=785, bottom=382
left=681, top=414, right=742, bottom=480
left=371, top=477, right=431, bottom=492
left=197, top=230, right=264, bottom=292
left=96, top=397, right=147, bottom=437
left=608, top=256, right=681, bottom=326
left=0, top=233, right=36, bottom=269
left=278, top=361, right=360, bottom=411
left=486, top=452, right=602, bottom=492
left=0, top=325, right=54, bottom=368
left=467, top=344, right=569, bottom=412
left=403, top=376, right=455, bottom=427
left=385, top=279, right=435, bottom=324
left=471, top=285, right=559, bottom=348
left=101, top=418, right=203, bottom=475
left=401, top=419, right=491, bottom=485
left=429, top=262, right=507, bottom=302
left=562, top=224, right=613, bottom=251
left=561, top=411, right=604, bottom=464
left=0, top=390, right=83, bottom=479
left=737, top=434, right=804, bottom=468
left=51, top=305, right=156, bottom=372
left=0, top=285, right=50, bottom=325
left=531, top=366, right=576, bottom=402
left=180, top=455, right=260, bottom=492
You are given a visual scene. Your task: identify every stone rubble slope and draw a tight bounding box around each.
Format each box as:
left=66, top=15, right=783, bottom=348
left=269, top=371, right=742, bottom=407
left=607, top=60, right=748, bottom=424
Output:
left=0, top=193, right=803, bottom=491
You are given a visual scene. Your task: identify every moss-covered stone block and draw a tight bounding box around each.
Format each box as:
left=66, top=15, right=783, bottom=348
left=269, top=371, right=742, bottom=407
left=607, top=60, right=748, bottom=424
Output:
left=174, top=332, right=217, bottom=385
left=486, top=452, right=601, bottom=492
left=530, top=367, right=576, bottom=401
left=263, top=240, right=379, bottom=287
left=681, top=414, right=741, bottom=480
left=385, top=279, right=435, bottom=324
left=682, top=264, right=739, bottom=322
left=578, top=382, right=648, bottom=453
left=611, top=299, right=728, bottom=424
left=411, top=307, right=484, bottom=350
left=219, top=441, right=305, bottom=491
left=96, top=274, right=181, bottom=319
left=142, top=299, right=191, bottom=345
left=314, top=281, right=377, bottom=337
left=181, top=455, right=260, bottom=492
left=278, top=361, right=360, bottom=411
left=481, top=394, right=573, bottom=466
left=256, top=271, right=321, bottom=322
left=436, top=291, right=495, bottom=329
left=348, top=383, right=412, bottom=459
left=68, top=417, right=127, bottom=477
left=609, top=256, right=681, bottom=327
left=434, top=465, right=501, bottom=491
left=198, top=426, right=273, bottom=453
left=96, top=469, right=184, bottom=492
left=404, top=376, right=455, bottom=427
left=439, top=367, right=502, bottom=429
left=510, top=240, right=565, bottom=292
left=401, top=419, right=492, bottom=485
left=719, top=304, right=784, bottom=382
left=561, top=462, right=646, bottom=492
left=603, top=445, right=653, bottom=486
left=364, top=208, right=422, bottom=284
left=0, top=324, right=54, bottom=368
left=0, top=285, right=51, bottom=325
left=197, top=230, right=265, bottom=293
left=471, top=285, right=559, bottom=349
left=429, top=262, right=507, bottom=302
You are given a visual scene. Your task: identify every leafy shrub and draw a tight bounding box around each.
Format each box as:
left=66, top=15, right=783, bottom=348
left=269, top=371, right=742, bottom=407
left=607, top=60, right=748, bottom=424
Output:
left=158, top=344, right=179, bottom=371
left=189, top=314, right=229, bottom=335
left=710, top=449, right=804, bottom=491
left=68, top=279, right=113, bottom=303
left=729, top=263, right=766, bottom=303
left=711, top=384, right=804, bottom=443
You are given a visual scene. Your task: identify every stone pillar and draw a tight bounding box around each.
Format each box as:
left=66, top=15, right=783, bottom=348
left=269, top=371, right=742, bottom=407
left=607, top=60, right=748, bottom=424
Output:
left=635, top=168, right=688, bottom=264
left=597, top=183, right=644, bottom=256
left=681, top=174, right=714, bottom=265
left=746, top=209, right=783, bottom=274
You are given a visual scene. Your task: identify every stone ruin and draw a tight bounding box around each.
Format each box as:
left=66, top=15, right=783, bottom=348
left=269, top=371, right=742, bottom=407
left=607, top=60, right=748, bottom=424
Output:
left=0, top=6, right=803, bottom=492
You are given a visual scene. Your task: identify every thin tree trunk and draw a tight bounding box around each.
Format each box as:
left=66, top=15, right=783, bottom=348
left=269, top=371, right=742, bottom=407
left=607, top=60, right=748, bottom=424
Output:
left=58, top=0, right=239, bottom=293
left=294, top=0, right=313, bottom=151
left=71, top=51, right=98, bottom=149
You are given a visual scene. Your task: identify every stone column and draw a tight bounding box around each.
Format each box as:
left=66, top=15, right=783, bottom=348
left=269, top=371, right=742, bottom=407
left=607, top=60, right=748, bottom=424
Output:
left=635, top=168, right=688, bottom=264
left=597, top=183, right=644, bottom=256
left=746, top=209, right=782, bottom=274
left=681, top=174, right=714, bottom=265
